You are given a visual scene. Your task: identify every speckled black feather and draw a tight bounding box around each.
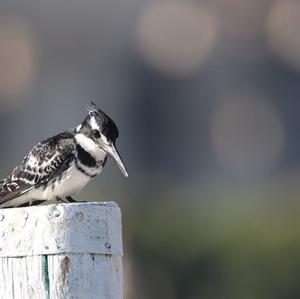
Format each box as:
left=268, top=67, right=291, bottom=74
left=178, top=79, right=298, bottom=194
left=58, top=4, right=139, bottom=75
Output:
left=0, top=131, right=76, bottom=205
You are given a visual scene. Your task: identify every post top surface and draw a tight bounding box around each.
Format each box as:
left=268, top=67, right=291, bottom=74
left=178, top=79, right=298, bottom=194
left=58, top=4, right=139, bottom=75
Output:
left=0, top=201, right=122, bottom=257
left=0, top=201, right=119, bottom=212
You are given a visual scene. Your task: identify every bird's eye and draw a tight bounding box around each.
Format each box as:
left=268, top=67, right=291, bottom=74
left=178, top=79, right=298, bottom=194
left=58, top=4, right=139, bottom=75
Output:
left=93, top=130, right=101, bottom=138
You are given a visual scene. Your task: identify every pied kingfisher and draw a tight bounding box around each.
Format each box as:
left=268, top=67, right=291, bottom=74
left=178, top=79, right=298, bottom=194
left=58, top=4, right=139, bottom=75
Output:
left=0, top=102, right=128, bottom=208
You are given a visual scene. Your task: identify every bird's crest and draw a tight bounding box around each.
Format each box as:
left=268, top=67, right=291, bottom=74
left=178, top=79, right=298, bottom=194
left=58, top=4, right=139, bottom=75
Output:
left=86, top=101, right=119, bottom=141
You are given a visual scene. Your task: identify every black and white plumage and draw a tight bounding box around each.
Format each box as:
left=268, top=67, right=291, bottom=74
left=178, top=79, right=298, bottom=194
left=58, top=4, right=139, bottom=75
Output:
left=0, top=102, right=128, bottom=208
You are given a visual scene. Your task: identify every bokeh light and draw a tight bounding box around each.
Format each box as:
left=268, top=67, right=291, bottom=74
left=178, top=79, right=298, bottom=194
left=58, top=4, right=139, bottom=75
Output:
left=0, top=16, right=37, bottom=104
left=217, top=0, right=269, bottom=39
left=136, top=0, right=218, bottom=77
left=211, top=94, right=285, bottom=176
left=266, top=0, right=300, bottom=71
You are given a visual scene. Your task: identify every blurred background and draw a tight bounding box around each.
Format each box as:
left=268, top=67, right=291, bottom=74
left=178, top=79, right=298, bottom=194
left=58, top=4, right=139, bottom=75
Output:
left=1, top=0, right=300, bottom=298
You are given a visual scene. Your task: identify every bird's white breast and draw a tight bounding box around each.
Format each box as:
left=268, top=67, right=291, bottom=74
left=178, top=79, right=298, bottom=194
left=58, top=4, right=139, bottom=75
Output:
left=31, top=162, right=102, bottom=200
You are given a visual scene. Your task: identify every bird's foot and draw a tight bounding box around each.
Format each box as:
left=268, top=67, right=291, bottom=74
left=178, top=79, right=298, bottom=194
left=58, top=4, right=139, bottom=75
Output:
left=19, top=200, right=45, bottom=207
left=56, top=197, right=68, bottom=203
left=56, top=196, right=77, bottom=204
left=65, top=196, right=77, bottom=203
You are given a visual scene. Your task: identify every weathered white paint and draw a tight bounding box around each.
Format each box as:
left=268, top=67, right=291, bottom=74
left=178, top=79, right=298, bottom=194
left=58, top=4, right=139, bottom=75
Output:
left=0, top=202, right=123, bottom=299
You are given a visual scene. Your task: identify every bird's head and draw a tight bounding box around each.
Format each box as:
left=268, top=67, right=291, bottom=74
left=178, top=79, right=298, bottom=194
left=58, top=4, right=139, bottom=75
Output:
left=76, top=102, right=128, bottom=177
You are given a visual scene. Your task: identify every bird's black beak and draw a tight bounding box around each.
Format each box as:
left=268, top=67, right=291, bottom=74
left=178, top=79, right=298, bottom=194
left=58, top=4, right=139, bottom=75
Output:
left=104, top=143, right=128, bottom=177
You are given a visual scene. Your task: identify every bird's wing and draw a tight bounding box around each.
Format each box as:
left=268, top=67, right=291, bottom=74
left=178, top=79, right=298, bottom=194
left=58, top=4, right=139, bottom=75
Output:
left=0, top=131, right=75, bottom=206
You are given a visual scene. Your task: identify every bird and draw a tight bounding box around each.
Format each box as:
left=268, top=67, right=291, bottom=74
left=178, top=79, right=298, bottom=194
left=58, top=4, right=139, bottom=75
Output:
left=0, top=102, right=128, bottom=208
